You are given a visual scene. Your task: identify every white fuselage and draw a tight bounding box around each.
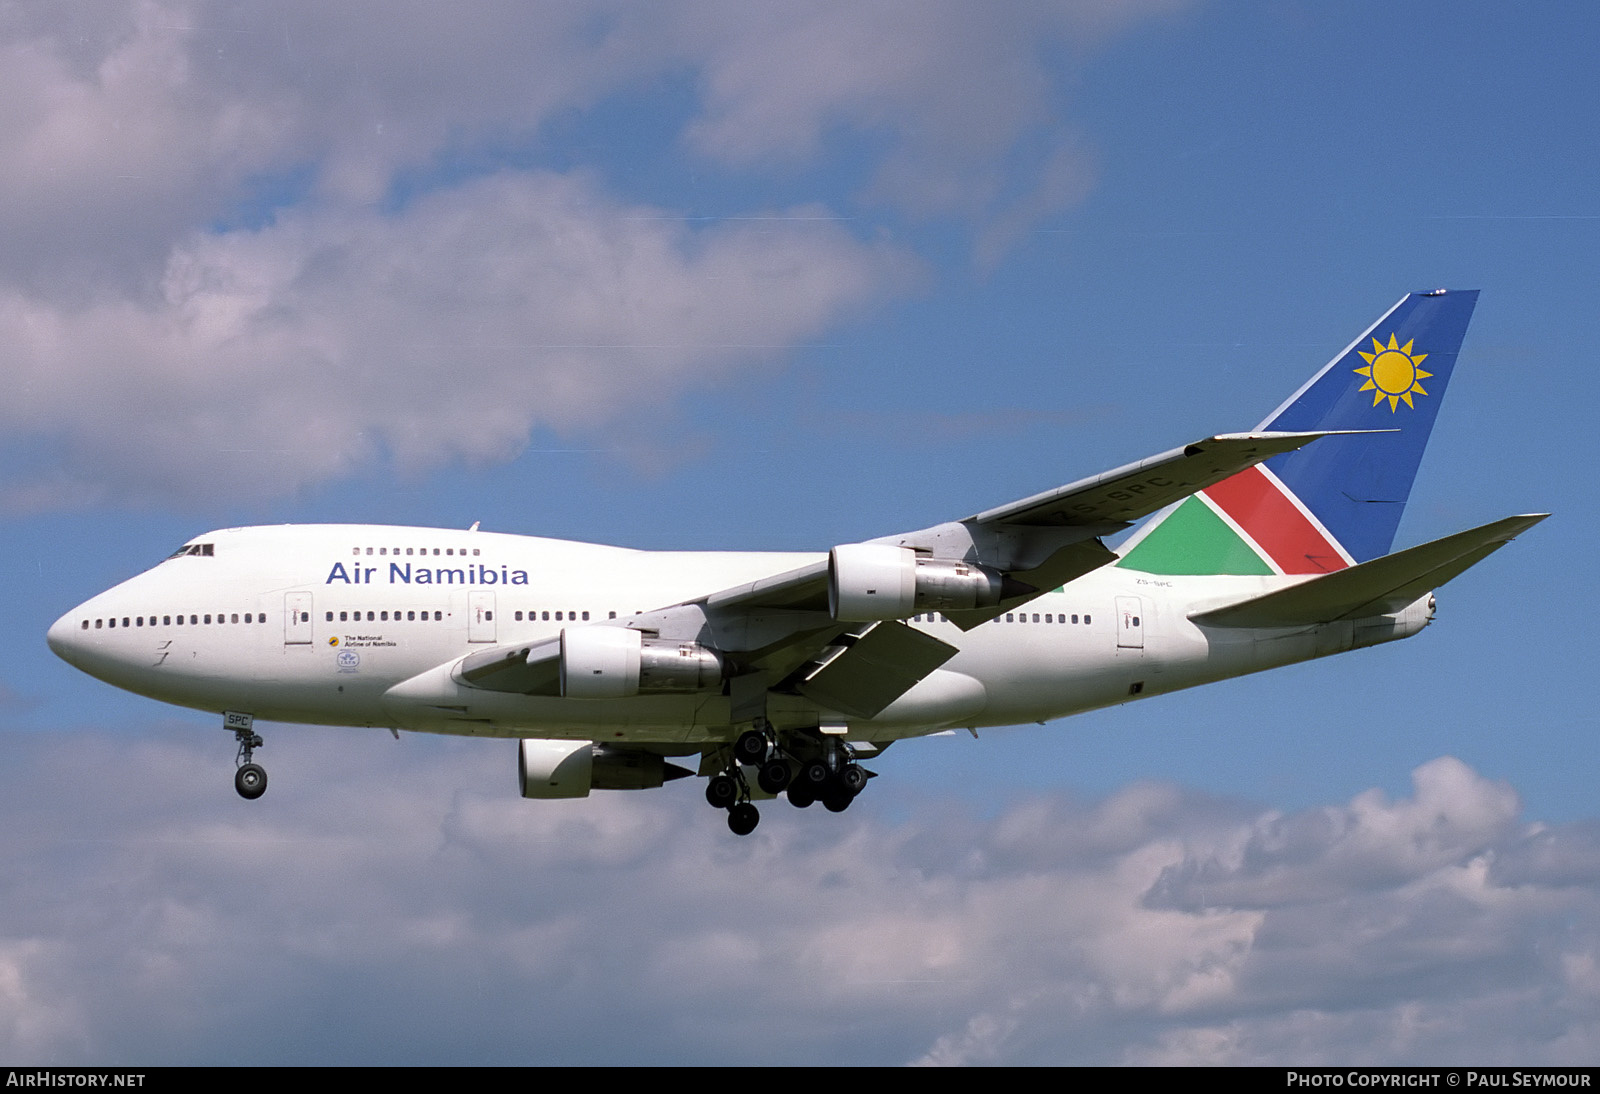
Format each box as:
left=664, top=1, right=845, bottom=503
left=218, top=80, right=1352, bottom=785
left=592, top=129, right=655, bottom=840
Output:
left=46, top=523, right=1431, bottom=748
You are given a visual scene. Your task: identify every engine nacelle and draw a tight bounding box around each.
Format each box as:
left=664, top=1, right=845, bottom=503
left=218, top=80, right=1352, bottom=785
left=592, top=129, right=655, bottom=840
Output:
left=518, top=738, right=684, bottom=798
left=517, top=738, right=594, bottom=798
left=559, top=627, right=724, bottom=699
left=828, top=543, right=1005, bottom=621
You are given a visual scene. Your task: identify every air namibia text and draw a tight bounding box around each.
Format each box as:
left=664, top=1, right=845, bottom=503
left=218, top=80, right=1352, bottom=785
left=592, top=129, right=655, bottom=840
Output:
left=325, top=562, right=529, bottom=585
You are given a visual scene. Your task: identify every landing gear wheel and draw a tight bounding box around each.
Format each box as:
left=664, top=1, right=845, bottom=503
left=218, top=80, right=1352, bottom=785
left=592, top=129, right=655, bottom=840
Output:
left=706, top=774, right=738, bottom=810
left=839, top=764, right=867, bottom=796
left=734, top=729, right=769, bottom=765
left=803, top=760, right=832, bottom=789
left=787, top=781, right=816, bottom=809
left=758, top=759, right=791, bottom=794
left=235, top=763, right=267, bottom=800
left=728, top=802, right=760, bottom=836
left=823, top=792, right=852, bottom=813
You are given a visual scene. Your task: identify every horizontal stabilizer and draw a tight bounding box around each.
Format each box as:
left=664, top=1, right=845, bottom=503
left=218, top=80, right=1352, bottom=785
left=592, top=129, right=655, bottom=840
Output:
left=1190, top=514, right=1547, bottom=628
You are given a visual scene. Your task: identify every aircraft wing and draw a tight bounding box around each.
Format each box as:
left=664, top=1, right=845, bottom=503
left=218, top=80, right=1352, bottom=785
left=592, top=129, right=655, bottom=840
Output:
left=457, top=636, right=562, bottom=695
left=961, top=431, right=1356, bottom=527
left=456, top=430, right=1345, bottom=710
left=700, top=430, right=1346, bottom=619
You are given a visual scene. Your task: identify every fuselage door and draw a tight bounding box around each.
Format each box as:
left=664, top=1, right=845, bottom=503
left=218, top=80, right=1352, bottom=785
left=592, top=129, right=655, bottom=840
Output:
left=1116, top=595, right=1144, bottom=649
left=469, top=591, right=496, bottom=643
left=284, top=592, right=313, bottom=645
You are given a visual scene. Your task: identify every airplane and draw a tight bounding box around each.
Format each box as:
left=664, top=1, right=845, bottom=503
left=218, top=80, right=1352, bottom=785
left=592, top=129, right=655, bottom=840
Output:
left=46, top=290, right=1545, bottom=835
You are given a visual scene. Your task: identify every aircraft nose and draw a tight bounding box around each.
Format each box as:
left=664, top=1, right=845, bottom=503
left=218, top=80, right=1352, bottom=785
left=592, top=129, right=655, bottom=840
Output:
left=47, top=607, right=88, bottom=668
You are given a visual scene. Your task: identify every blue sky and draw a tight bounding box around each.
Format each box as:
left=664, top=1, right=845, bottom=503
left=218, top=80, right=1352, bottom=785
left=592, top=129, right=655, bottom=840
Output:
left=3, top=0, right=1598, bottom=1065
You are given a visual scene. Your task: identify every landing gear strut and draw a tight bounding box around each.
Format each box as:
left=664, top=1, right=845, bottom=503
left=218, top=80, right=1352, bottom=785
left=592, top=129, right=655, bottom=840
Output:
left=706, top=763, right=759, bottom=835
left=705, top=725, right=872, bottom=833
left=790, top=734, right=867, bottom=814
left=703, top=722, right=774, bottom=836
left=229, top=712, right=267, bottom=800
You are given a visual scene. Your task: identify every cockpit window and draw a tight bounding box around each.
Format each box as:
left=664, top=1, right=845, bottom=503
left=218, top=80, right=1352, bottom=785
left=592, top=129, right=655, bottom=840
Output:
left=165, top=543, right=215, bottom=560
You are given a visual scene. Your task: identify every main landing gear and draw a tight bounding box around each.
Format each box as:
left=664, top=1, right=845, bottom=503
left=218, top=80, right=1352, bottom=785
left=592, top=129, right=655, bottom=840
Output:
left=705, top=724, right=871, bottom=835
left=228, top=712, right=267, bottom=800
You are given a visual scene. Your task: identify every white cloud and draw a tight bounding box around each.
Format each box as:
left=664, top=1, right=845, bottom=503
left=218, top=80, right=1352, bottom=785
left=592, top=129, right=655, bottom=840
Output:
left=0, top=1, right=1196, bottom=508
left=1, top=730, right=1597, bottom=1064
left=1, top=171, right=915, bottom=508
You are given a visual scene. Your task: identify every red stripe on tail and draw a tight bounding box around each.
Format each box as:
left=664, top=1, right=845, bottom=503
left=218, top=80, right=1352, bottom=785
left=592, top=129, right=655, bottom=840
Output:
left=1204, top=466, right=1349, bottom=574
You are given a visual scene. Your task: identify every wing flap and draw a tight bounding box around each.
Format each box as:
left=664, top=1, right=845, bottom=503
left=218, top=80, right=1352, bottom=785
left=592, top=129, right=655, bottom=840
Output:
left=1191, top=514, right=1548, bottom=628
left=796, top=621, right=959, bottom=718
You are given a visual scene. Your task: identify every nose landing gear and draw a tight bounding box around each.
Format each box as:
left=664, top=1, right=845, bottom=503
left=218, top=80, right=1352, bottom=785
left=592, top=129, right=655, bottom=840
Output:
left=227, top=711, right=267, bottom=800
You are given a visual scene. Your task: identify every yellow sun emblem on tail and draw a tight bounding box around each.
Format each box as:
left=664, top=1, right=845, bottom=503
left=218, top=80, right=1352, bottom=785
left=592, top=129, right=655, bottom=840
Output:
left=1355, top=334, right=1431, bottom=411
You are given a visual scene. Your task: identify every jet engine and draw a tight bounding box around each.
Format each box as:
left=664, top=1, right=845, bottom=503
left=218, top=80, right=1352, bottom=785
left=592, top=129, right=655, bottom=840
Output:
left=828, top=543, right=1006, bottom=621
left=559, top=626, right=724, bottom=699
left=517, top=738, right=689, bottom=798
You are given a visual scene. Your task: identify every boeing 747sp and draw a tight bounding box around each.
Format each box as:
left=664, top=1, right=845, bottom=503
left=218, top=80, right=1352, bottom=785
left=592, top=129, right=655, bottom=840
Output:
left=48, top=290, right=1544, bottom=835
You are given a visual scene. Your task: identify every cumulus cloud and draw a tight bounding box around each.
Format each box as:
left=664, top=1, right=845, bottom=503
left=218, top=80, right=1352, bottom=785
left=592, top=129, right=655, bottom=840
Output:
left=0, top=0, right=1186, bottom=509
left=1, top=730, right=1596, bottom=1065
left=1, top=171, right=915, bottom=507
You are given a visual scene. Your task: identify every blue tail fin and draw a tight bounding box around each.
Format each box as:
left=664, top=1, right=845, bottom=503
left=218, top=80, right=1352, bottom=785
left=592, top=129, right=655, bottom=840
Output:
left=1117, top=290, right=1478, bottom=576
left=1258, top=289, right=1478, bottom=562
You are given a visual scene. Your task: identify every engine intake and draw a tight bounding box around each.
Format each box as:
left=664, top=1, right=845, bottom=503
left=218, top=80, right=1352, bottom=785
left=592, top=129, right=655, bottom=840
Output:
left=518, top=738, right=687, bottom=797
left=828, top=543, right=1005, bottom=621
